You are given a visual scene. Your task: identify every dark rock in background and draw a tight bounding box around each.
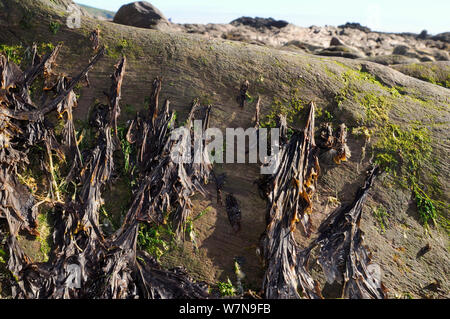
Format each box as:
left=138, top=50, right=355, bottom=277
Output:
left=432, top=32, right=450, bottom=43
left=338, top=22, right=371, bottom=33
left=230, top=16, right=289, bottom=29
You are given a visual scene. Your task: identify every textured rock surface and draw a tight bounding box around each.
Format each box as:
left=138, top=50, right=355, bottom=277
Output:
left=0, top=0, right=449, bottom=299
left=432, top=32, right=450, bottom=43
left=392, top=61, right=450, bottom=88
left=177, top=19, right=449, bottom=65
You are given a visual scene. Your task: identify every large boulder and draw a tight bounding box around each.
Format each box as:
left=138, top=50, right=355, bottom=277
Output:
left=113, top=1, right=170, bottom=30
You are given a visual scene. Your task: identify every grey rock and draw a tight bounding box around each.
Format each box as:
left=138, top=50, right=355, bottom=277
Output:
left=230, top=16, right=289, bottom=29
left=113, top=1, right=170, bottom=30
left=283, top=40, right=324, bottom=53
left=316, top=45, right=366, bottom=59
left=338, top=22, right=371, bottom=33
left=362, top=55, right=420, bottom=66
left=417, top=30, right=429, bottom=40
left=431, top=32, right=450, bottom=43
left=419, top=56, right=435, bottom=62
left=393, top=45, right=411, bottom=55
left=433, top=50, right=450, bottom=61
left=330, top=37, right=344, bottom=46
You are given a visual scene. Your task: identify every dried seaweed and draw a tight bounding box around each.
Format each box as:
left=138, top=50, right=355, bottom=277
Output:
left=318, top=122, right=351, bottom=165
left=211, top=170, right=226, bottom=206
left=254, top=96, right=261, bottom=128
left=225, top=193, right=241, bottom=232
left=236, top=80, right=249, bottom=108
left=123, top=93, right=212, bottom=238
left=0, top=46, right=210, bottom=299
left=0, top=44, right=73, bottom=236
left=259, top=102, right=322, bottom=299
left=311, top=166, right=386, bottom=299
left=89, top=28, right=101, bottom=52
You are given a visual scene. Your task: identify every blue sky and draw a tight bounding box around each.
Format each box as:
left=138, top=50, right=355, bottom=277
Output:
left=76, top=0, right=449, bottom=34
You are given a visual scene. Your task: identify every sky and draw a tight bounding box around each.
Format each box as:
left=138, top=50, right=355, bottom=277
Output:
left=76, top=0, right=449, bottom=34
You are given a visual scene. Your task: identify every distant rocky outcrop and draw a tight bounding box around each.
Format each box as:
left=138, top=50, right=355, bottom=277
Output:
left=177, top=20, right=449, bottom=66
left=230, top=16, right=289, bottom=29
left=78, top=3, right=115, bottom=21
left=432, top=32, right=450, bottom=43
left=113, top=1, right=170, bottom=30
left=330, top=37, right=344, bottom=46
left=108, top=4, right=449, bottom=65
left=338, top=22, right=371, bottom=33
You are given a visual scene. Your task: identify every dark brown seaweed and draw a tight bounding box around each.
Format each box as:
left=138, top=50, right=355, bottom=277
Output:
left=225, top=193, right=241, bottom=232
left=236, top=80, right=249, bottom=108
left=259, top=102, right=322, bottom=299
left=0, top=47, right=209, bottom=299
left=312, top=166, right=386, bottom=299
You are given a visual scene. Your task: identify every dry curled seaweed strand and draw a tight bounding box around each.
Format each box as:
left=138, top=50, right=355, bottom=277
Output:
left=0, top=48, right=105, bottom=122
left=126, top=81, right=172, bottom=175
left=98, top=76, right=210, bottom=298
left=135, top=250, right=209, bottom=299
left=225, top=193, right=241, bottom=232
left=254, top=96, right=261, bottom=128
left=89, top=28, right=101, bottom=52
left=311, top=166, right=386, bottom=299
left=0, top=46, right=74, bottom=238
left=259, top=102, right=322, bottom=299
left=148, top=77, right=162, bottom=126
left=211, top=170, right=226, bottom=206
left=236, top=80, right=249, bottom=108
left=107, top=57, right=126, bottom=141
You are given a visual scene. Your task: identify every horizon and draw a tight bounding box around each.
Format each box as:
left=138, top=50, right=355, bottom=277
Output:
left=76, top=0, right=449, bottom=35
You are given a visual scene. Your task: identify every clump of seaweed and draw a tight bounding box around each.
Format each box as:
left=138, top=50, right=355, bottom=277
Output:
left=258, top=102, right=322, bottom=299
left=310, top=166, right=387, bottom=299
left=256, top=100, right=385, bottom=299
left=0, top=45, right=211, bottom=299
